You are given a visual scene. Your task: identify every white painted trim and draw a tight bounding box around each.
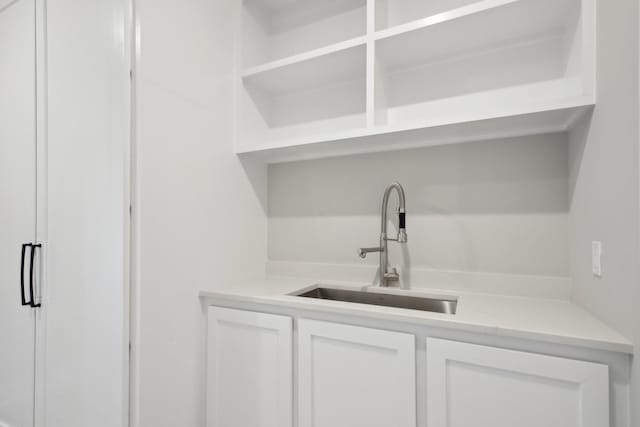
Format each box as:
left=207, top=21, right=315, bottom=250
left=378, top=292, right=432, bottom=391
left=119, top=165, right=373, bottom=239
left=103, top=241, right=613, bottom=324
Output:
left=121, top=0, right=134, bottom=426
left=128, top=0, right=140, bottom=425
left=365, top=0, right=375, bottom=127
left=582, top=0, right=597, bottom=99
left=636, top=1, right=640, bottom=423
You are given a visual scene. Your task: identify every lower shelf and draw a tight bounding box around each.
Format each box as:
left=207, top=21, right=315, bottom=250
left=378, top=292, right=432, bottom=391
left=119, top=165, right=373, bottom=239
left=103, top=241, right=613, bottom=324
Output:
left=235, top=98, right=594, bottom=163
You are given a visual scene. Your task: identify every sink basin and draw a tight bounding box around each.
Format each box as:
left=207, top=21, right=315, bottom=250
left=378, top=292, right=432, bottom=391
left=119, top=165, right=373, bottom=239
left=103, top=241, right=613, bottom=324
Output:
left=295, top=287, right=457, bottom=315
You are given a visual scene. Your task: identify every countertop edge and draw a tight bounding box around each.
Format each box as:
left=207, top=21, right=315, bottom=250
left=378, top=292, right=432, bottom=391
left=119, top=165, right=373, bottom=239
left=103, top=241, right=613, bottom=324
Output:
left=199, top=289, right=634, bottom=355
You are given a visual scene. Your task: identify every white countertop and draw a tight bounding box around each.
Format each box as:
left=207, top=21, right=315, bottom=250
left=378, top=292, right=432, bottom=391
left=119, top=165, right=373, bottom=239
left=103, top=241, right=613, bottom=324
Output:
left=199, top=277, right=633, bottom=354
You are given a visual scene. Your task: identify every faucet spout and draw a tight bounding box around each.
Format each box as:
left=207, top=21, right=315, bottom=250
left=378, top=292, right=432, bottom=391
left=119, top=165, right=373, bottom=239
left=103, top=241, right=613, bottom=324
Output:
left=358, top=182, right=408, bottom=287
left=380, top=182, right=407, bottom=240
left=379, top=182, right=407, bottom=286
left=358, top=247, right=383, bottom=258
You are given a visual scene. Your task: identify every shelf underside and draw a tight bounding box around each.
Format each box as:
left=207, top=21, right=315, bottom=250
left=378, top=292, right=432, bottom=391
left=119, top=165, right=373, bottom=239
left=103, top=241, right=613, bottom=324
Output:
left=237, top=101, right=593, bottom=163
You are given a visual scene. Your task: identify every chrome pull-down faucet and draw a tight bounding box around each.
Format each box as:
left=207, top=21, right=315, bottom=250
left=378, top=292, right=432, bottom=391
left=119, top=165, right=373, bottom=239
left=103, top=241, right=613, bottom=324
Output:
left=358, top=182, right=407, bottom=287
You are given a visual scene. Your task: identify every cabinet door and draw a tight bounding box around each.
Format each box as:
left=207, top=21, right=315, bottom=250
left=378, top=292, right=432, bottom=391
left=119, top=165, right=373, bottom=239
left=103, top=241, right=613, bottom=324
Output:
left=426, top=338, right=609, bottom=427
left=0, top=0, right=37, bottom=426
left=43, top=0, right=131, bottom=424
left=207, top=307, right=293, bottom=427
left=298, top=319, right=416, bottom=427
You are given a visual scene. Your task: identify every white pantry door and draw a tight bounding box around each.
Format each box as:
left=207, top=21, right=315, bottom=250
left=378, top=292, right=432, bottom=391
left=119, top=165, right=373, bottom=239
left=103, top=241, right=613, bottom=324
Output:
left=0, top=0, right=37, bottom=425
left=43, top=0, right=130, bottom=424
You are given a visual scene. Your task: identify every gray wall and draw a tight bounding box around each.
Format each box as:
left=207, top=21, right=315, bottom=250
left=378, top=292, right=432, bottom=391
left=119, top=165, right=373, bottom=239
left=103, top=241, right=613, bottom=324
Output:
left=568, top=0, right=640, bottom=424
left=269, top=133, right=570, bottom=278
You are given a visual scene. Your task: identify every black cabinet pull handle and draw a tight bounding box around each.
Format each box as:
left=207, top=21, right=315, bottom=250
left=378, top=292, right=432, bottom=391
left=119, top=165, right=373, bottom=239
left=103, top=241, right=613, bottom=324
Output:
left=29, top=244, right=42, bottom=308
left=20, top=243, right=32, bottom=306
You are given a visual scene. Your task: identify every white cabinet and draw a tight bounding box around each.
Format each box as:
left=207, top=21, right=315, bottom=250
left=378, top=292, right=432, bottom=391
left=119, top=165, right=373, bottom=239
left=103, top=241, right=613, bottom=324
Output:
left=298, top=319, right=416, bottom=427
left=204, top=308, right=614, bottom=427
left=1, top=1, right=132, bottom=424
left=206, top=307, right=293, bottom=427
left=44, top=0, right=130, bottom=423
left=235, top=0, right=596, bottom=162
left=426, top=338, right=609, bottom=427
left=0, top=0, right=39, bottom=425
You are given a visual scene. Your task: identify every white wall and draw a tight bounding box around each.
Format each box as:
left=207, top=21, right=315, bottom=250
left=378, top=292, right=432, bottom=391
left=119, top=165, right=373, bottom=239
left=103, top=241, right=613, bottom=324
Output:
left=269, top=133, right=570, bottom=283
left=129, top=1, right=639, bottom=426
left=132, top=0, right=268, bottom=426
left=567, top=0, right=640, bottom=424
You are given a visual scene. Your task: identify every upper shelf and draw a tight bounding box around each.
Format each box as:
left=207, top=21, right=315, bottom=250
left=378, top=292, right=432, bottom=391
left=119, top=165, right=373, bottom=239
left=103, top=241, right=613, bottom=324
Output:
left=235, top=0, right=595, bottom=163
left=241, top=37, right=367, bottom=95
left=237, top=99, right=593, bottom=163
left=374, top=0, right=483, bottom=30
left=374, top=0, right=577, bottom=70
left=242, top=0, right=367, bottom=68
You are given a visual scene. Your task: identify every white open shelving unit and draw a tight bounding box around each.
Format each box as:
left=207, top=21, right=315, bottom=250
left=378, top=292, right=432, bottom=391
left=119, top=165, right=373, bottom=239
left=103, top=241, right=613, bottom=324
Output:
left=235, top=0, right=595, bottom=163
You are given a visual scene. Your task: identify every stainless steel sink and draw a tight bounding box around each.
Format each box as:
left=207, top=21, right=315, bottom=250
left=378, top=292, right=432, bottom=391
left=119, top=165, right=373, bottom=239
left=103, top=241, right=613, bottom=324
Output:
left=295, top=287, right=457, bottom=315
